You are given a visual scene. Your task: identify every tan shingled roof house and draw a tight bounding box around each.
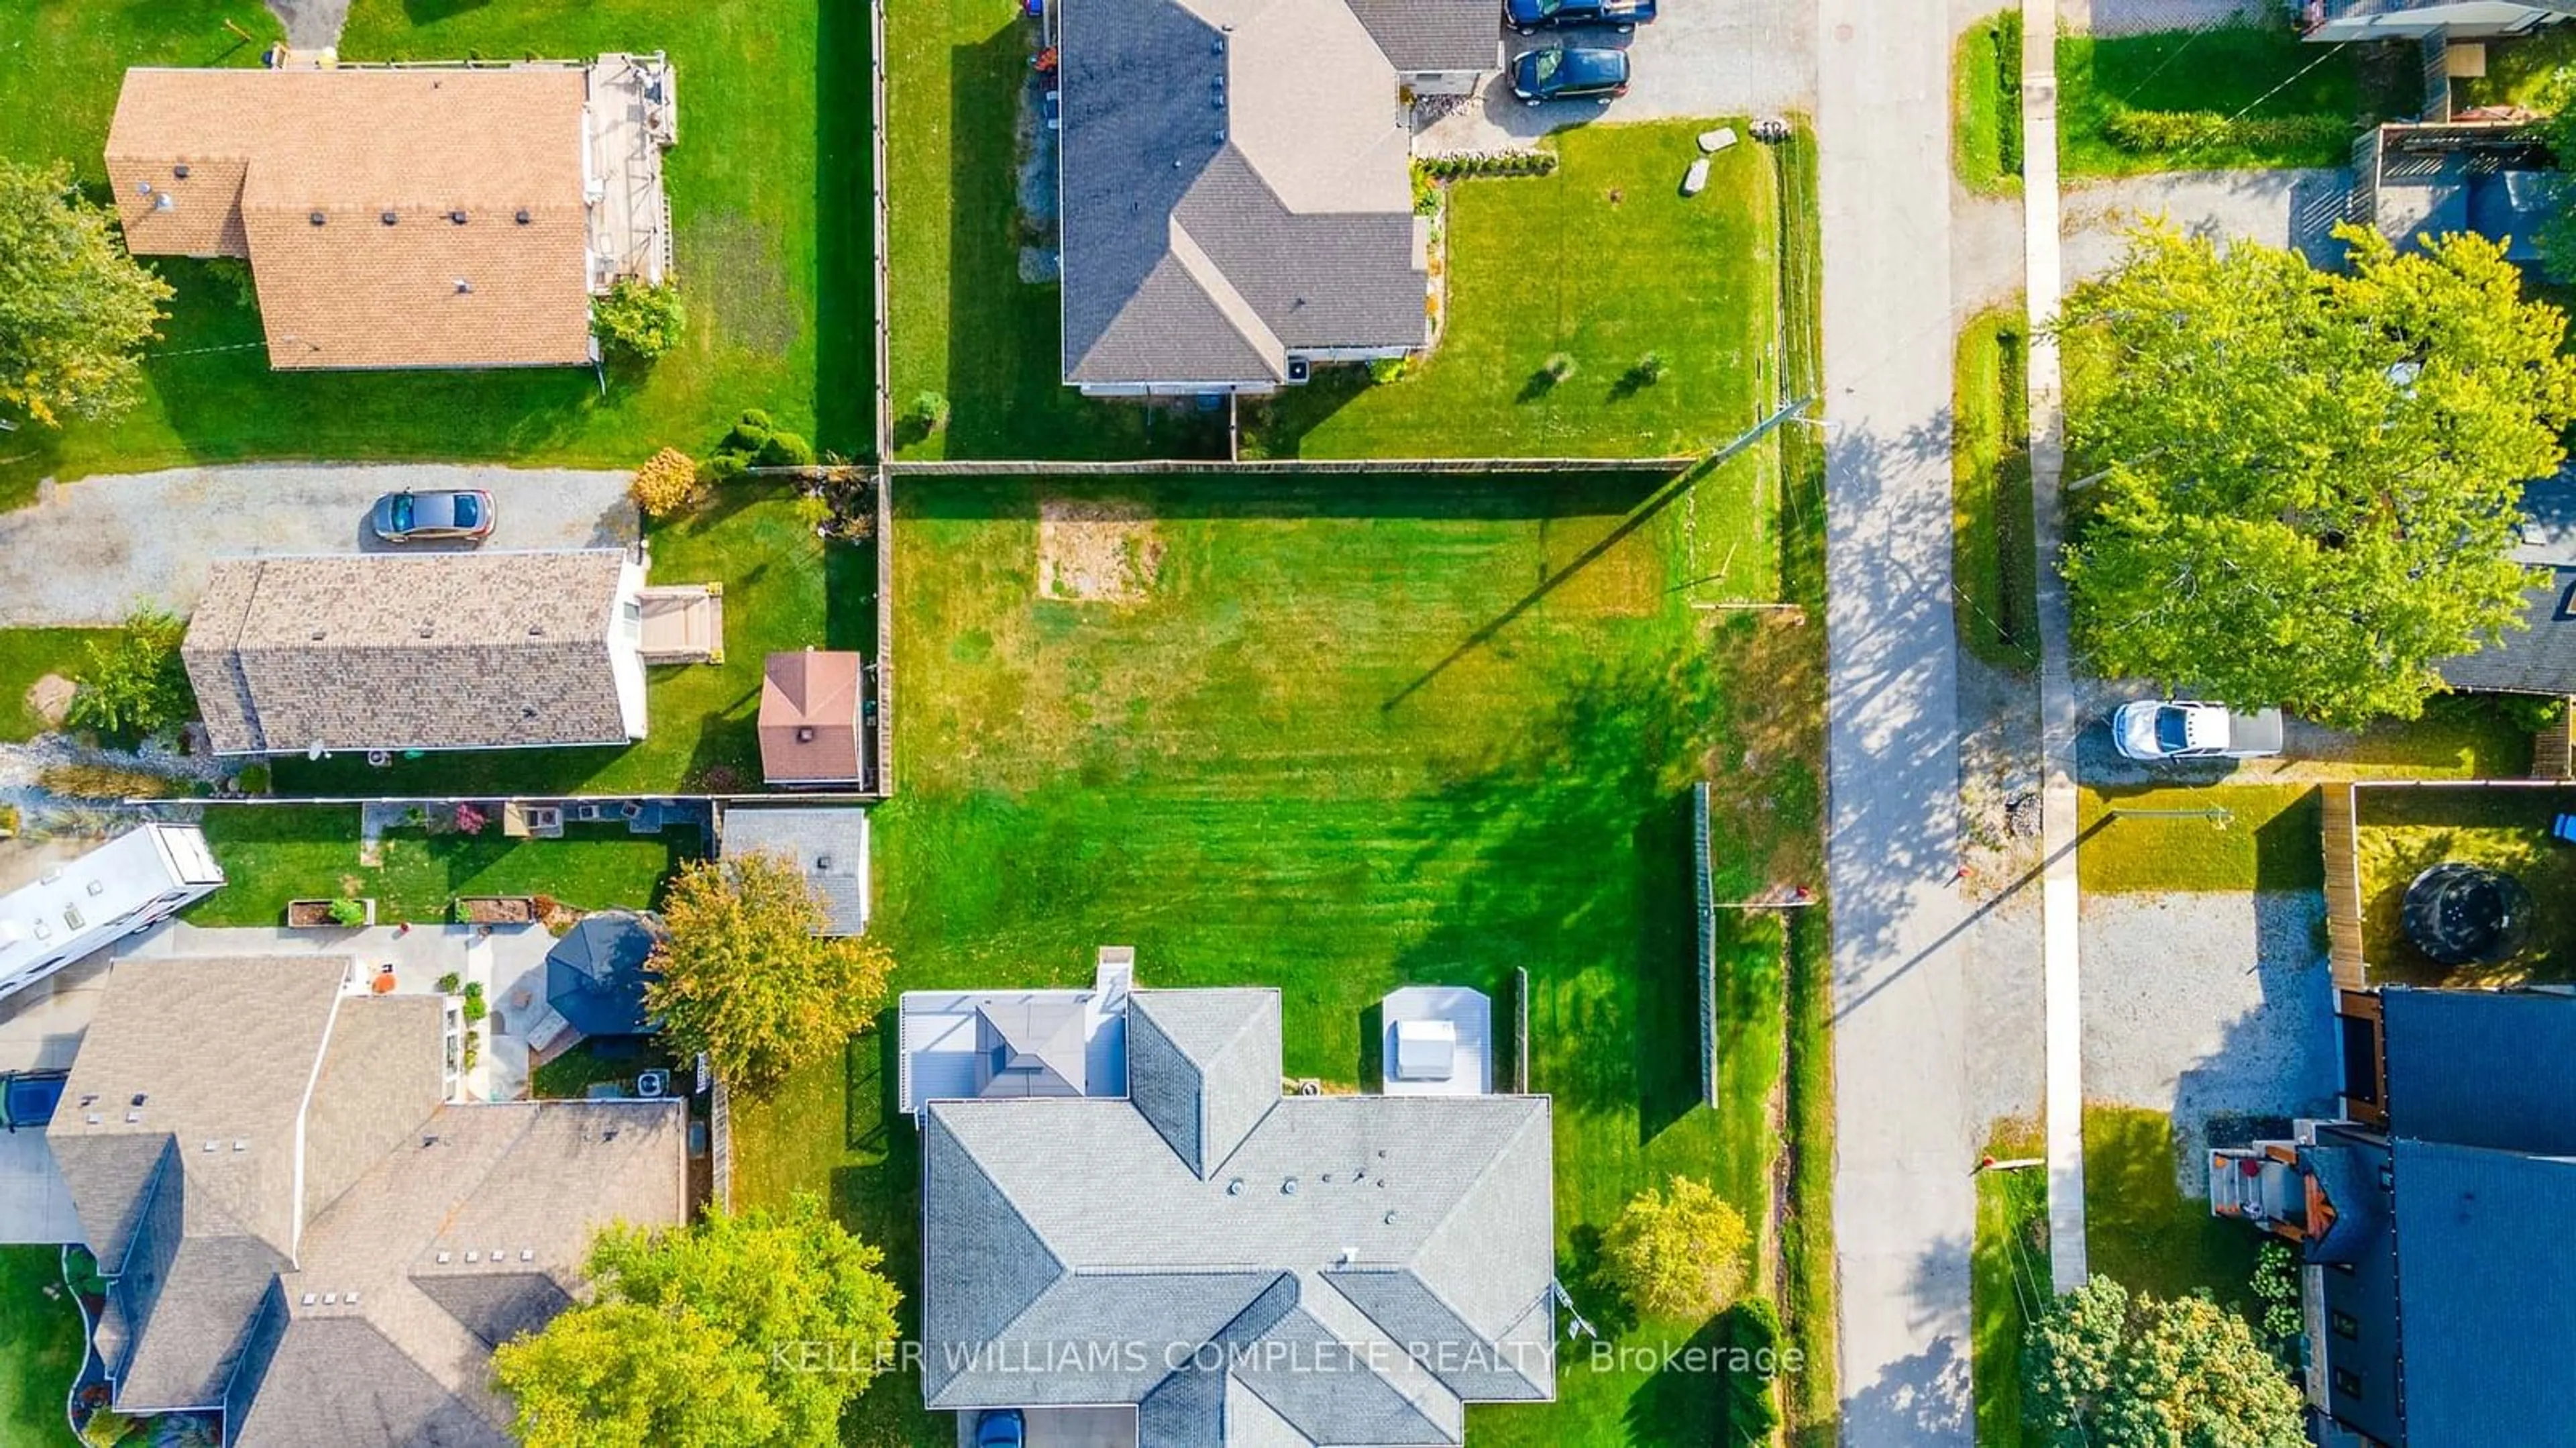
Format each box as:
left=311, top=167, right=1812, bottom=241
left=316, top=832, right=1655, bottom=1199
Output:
left=106, top=56, right=676, bottom=370
left=182, top=550, right=652, bottom=757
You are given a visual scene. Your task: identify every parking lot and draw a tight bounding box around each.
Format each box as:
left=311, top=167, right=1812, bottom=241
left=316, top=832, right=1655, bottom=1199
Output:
left=0, top=463, right=638, bottom=625
left=1417, top=0, right=1814, bottom=151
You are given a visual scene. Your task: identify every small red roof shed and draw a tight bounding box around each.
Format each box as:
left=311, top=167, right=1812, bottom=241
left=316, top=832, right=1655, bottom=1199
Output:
left=759, top=650, right=863, bottom=786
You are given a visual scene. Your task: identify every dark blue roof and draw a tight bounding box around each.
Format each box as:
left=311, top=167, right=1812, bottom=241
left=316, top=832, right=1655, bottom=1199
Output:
left=544, top=913, right=663, bottom=1038
left=2381, top=988, right=2576, bottom=1154
left=2389, top=1141, right=2576, bottom=1447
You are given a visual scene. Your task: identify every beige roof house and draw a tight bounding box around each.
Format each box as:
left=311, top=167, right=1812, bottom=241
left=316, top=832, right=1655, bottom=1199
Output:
left=182, top=549, right=650, bottom=756
left=757, top=650, right=863, bottom=786
left=105, top=56, right=676, bottom=370
left=46, top=955, right=686, bottom=1445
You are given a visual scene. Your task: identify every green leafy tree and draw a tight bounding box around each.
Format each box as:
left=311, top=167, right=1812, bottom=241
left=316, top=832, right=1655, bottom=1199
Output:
left=493, top=1196, right=901, bottom=1448
left=0, top=160, right=172, bottom=427
left=66, top=607, right=195, bottom=740
left=590, top=276, right=686, bottom=360
left=2025, top=1275, right=2307, bottom=1448
left=645, top=851, right=896, bottom=1094
left=2058, top=223, right=2576, bottom=728
left=1602, top=1174, right=1750, bottom=1320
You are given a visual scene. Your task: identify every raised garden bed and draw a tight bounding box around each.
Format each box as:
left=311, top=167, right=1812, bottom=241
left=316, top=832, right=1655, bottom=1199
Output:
left=453, top=896, right=537, bottom=925
left=284, top=898, right=374, bottom=929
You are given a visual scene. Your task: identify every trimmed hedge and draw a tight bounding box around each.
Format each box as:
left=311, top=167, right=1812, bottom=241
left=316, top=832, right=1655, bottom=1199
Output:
left=2100, top=107, right=2351, bottom=156
left=1415, top=150, right=1560, bottom=180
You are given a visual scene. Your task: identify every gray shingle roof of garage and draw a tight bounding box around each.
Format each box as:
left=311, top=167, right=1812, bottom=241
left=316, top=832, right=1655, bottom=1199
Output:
left=1340, top=0, right=1500, bottom=70
left=720, top=805, right=870, bottom=935
left=2381, top=986, right=2576, bottom=1154
left=2434, top=567, right=2576, bottom=697
left=2387, top=1141, right=2576, bottom=1448
left=1058, top=0, right=1446, bottom=387
left=920, top=990, right=1554, bottom=1444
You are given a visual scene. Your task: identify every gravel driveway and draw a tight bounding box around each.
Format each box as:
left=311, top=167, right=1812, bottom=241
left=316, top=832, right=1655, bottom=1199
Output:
left=1415, top=0, right=1813, bottom=151
left=2080, top=891, right=2342, bottom=1186
left=0, top=464, right=637, bottom=625
left=2062, top=168, right=2353, bottom=286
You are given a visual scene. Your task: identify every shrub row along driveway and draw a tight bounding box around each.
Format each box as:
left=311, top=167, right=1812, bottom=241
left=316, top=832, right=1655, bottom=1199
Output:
left=0, top=464, right=636, bottom=625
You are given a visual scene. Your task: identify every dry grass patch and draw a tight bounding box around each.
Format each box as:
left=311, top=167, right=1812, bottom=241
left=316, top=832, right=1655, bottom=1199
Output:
left=1037, top=495, right=1166, bottom=602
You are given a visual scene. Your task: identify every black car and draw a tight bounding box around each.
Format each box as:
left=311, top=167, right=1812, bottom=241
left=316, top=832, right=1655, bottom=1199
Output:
left=1511, top=45, right=1629, bottom=105
left=1504, top=0, right=1655, bottom=33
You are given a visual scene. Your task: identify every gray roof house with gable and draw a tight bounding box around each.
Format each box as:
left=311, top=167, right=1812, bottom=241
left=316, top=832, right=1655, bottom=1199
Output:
left=43, top=954, right=685, bottom=1447
left=1057, top=0, right=1496, bottom=396
left=2209, top=986, right=2576, bottom=1447
left=920, top=986, right=1556, bottom=1445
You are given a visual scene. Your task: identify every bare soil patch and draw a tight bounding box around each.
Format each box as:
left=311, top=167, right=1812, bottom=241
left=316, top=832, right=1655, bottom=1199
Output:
left=24, top=676, right=72, bottom=730
left=1037, top=495, right=1164, bottom=602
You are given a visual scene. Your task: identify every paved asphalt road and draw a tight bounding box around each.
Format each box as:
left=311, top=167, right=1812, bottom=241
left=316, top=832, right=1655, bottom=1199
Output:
left=0, top=464, right=637, bottom=626
left=1817, top=1, right=1978, bottom=1442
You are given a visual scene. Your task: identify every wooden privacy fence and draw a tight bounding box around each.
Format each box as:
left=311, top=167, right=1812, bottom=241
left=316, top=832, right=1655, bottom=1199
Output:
left=709, top=1072, right=735, bottom=1213
left=2320, top=782, right=2365, bottom=991
left=1693, top=781, right=1717, bottom=1108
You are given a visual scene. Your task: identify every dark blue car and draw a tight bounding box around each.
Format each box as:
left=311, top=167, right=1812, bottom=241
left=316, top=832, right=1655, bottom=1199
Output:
left=1511, top=45, right=1629, bottom=105
left=1504, top=0, right=1656, bottom=33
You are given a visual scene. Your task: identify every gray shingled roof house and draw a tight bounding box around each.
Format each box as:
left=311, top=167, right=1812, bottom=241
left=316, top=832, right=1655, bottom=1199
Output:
left=920, top=986, right=1555, bottom=1445
left=182, top=549, right=651, bottom=757
left=720, top=805, right=872, bottom=936
left=2209, top=987, right=2576, bottom=1447
left=1058, top=0, right=1495, bottom=395
left=44, top=955, right=686, bottom=1447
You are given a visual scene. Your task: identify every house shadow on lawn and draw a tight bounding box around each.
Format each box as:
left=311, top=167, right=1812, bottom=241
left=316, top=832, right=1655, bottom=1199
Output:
left=896, top=469, right=1682, bottom=523
left=814, top=0, right=875, bottom=458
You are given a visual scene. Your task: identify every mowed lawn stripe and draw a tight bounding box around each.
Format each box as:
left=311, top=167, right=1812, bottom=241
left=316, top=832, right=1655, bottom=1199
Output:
left=735, top=470, right=1794, bottom=1446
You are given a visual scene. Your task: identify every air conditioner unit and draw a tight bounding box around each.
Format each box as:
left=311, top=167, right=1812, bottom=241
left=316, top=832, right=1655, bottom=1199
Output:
left=635, top=1070, right=670, bottom=1099
left=1286, top=358, right=1310, bottom=384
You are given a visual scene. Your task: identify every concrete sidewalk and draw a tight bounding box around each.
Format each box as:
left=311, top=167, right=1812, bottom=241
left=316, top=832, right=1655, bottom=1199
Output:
left=1817, top=1, right=1976, bottom=1441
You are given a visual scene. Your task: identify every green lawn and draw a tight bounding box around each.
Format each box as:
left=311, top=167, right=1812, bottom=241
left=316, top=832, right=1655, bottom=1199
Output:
left=2356, top=784, right=2576, bottom=987
left=2282, top=694, right=2536, bottom=780
left=1248, top=121, right=1784, bottom=460
left=1972, top=1122, right=2047, bottom=1448
left=733, top=468, right=1813, bottom=1445
left=0, top=0, right=867, bottom=501
left=270, top=483, right=866, bottom=798
left=883, top=0, right=1222, bottom=460
left=2056, top=24, right=2383, bottom=176
left=0, top=1247, right=78, bottom=1447
left=1956, top=12, right=2025, bottom=195
left=1954, top=306, right=2037, bottom=672
left=2078, top=784, right=2323, bottom=893
left=0, top=629, right=125, bottom=743
left=2082, top=1106, right=2260, bottom=1309
left=181, top=805, right=696, bottom=926
left=532, top=1036, right=684, bottom=1099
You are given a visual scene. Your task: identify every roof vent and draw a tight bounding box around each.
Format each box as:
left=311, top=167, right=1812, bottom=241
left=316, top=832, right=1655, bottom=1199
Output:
left=465, top=1251, right=479, bottom=1263
left=136, top=180, right=152, bottom=195
left=454, top=278, right=472, bottom=295
left=310, top=628, right=326, bottom=641
left=417, top=623, right=435, bottom=638
left=233, top=1139, right=248, bottom=1152
left=1338, top=1247, right=1355, bottom=1265
left=310, top=211, right=325, bottom=226
left=87, top=879, right=105, bottom=896
left=527, top=625, right=545, bottom=637
left=1384, top=1210, right=1399, bottom=1225
left=436, top=1251, right=451, bottom=1264
left=515, top=209, right=531, bottom=225
left=1281, top=1176, right=1299, bottom=1196
left=1226, top=1178, right=1244, bottom=1196
left=85, top=1113, right=101, bottom=1126
left=1212, top=34, right=1226, bottom=52
left=153, top=194, right=174, bottom=212
left=132, top=1093, right=147, bottom=1108
left=814, top=854, right=833, bottom=872
left=520, top=1248, right=534, bottom=1262
left=449, top=209, right=468, bottom=225
left=795, top=725, right=816, bottom=743
left=382, top=211, right=398, bottom=225
left=346, top=1290, right=360, bottom=1304
left=203, top=1139, right=217, bottom=1152
left=173, top=164, right=191, bottom=180
left=301, top=1293, right=316, bottom=1306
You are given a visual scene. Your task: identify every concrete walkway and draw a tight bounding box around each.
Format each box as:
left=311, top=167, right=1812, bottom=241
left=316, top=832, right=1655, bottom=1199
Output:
left=0, top=463, right=637, bottom=625
left=264, top=0, right=347, bottom=50
left=1818, top=1, right=1976, bottom=1441
left=2021, top=0, right=2093, bottom=1292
